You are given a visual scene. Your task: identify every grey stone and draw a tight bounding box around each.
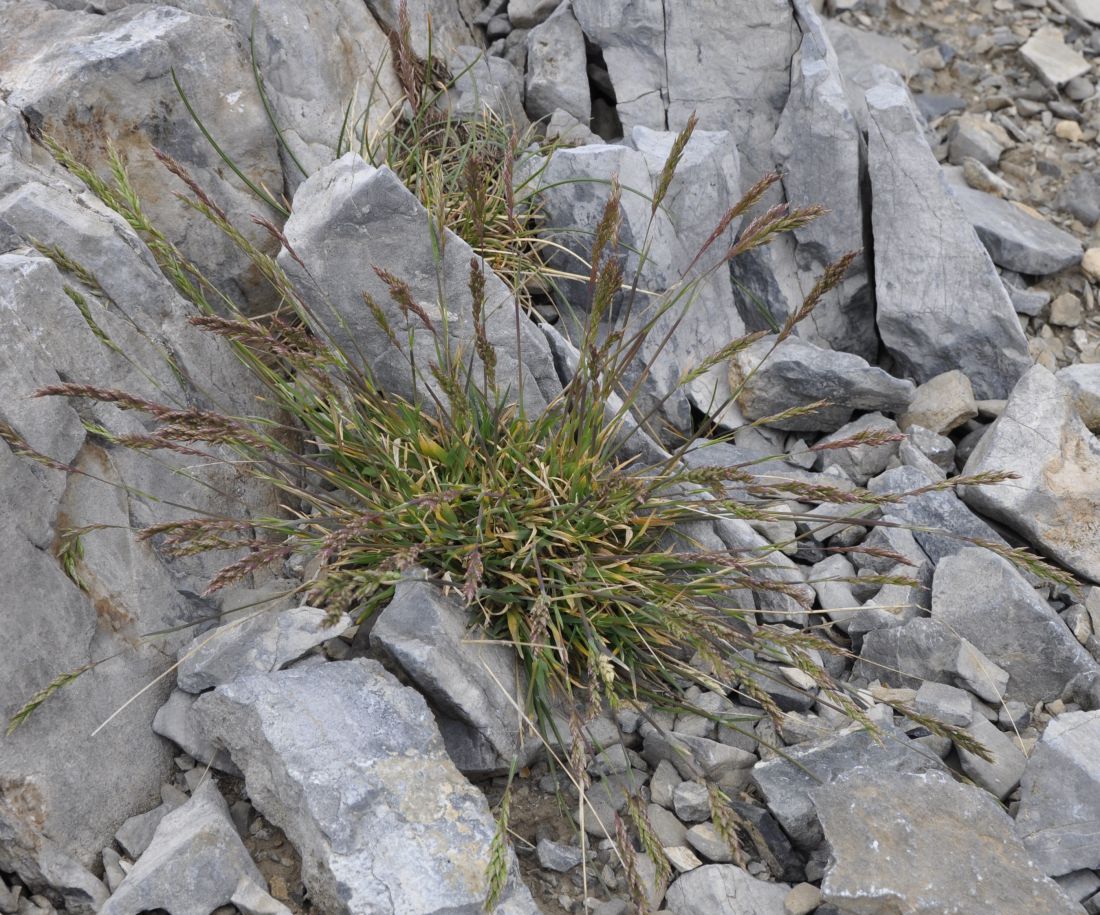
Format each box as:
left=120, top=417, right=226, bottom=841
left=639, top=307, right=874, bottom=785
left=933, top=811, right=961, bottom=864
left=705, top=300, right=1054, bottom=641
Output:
left=772, top=0, right=875, bottom=361
left=193, top=660, right=537, bottom=914
left=114, top=805, right=170, bottom=860
left=949, top=185, right=1083, bottom=276
left=364, top=0, right=477, bottom=59
left=372, top=574, right=537, bottom=767
left=815, top=413, right=902, bottom=485
left=525, top=4, right=590, bottom=123
left=1058, top=364, right=1100, bottom=432
left=1016, top=710, right=1100, bottom=876
left=933, top=548, right=1100, bottom=706
left=672, top=782, right=711, bottom=823
left=650, top=758, right=682, bottom=810
left=1004, top=277, right=1051, bottom=317
left=527, top=135, right=745, bottom=431
left=813, top=770, right=1081, bottom=913
left=508, top=0, right=560, bottom=28
left=447, top=46, right=527, bottom=126
left=1065, top=0, right=1100, bottom=24
left=278, top=154, right=561, bottom=419
left=643, top=730, right=756, bottom=786
left=1060, top=170, right=1100, bottom=227
left=962, top=367, right=1100, bottom=584
left=0, top=3, right=281, bottom=308
left=948, top=114, right=1009, bottom=169
left=0, top=104, right=274, bottom=886
left=851, top=519, right=929, bottom=574
left=177, top=605, right=344, bottom=693
left=905, top=425, right=956, bottom=471
left=868, top=465, right=1008, bottom=565
left=809, top=555, right=860, bottom=630
left=684, top=823, right=734, bottom=864
left=1020, top=26, right=1091, bottom=88
left=573, top=0, right=798, bottom=178
left=751, top=726, right=945, bottom=849
left=957, top=716, right=1027, bottom=801
left=855, top=618, right=1009, bottom=705
left=536, top=838, right=583, bottom=873
left=898, top=370, right=978, bottom=436
left=913, top=681, right=973, bottom=728
left=664, top=845, right=703, bottom=874
left=866, top=81, right=1030, bottom=399
left=153, top=690, right=242, bottom=776
left=1057, top=870, right=1100, bottom=905
left=665, top=865, right=789, bottom=914
left=647, top=803, right=688, bottom=848
left=729, top=336, right=915, bottom=433
left=825, top=21, right=918, bottom=129
left=99, top=779, right=286, bottom=915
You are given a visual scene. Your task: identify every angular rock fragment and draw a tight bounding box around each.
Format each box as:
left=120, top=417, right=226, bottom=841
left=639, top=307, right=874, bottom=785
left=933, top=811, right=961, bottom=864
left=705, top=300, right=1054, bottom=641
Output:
left=1020, top=26, right=1091, bottom=88
left=176, top=606, right=343, bottom=694
left=949, top=185, right=1082, bottom=276
left=812, top=770, right=1080, bottom=913
left=525, top=4, right=590, bottom=123
left=1016, top=710, right=1100, bottom=877
left=866, top=81, right=1030, bottom=399
left=372, top=574, right=537, bottom=768
left=729, top=336, right=915, bottom=432
left=278, top=154, right=561, bottom=418
left=963, top=366, right=1100, bottom=583
left=855, top=618, right=1009, bottom=705
left=194, top=660, right=537, bottom=914
left=664, top=865, right=789, bottom=915
left=751, top=727, right=944, bottom=849
left=932, top=548, right=1100, bottom=705
left=1057, top=364, right=1100, bottom=433
left=99, top=780, right=286, bottom=915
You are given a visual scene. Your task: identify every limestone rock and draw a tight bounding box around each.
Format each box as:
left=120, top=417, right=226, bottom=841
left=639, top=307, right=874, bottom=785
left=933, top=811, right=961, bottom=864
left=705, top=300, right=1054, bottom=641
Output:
left=664, top=865, right=789, bottom=914
left=193, top=660, right=538, bottom=914
left=962, top=366, right=1100, bottom=583
left=525, top=4, right=590, bottom=123
left=932, top=549, right=1100, bottom=705
left=99, top=779, right=286, bottom=915
left=813, top=770, right=1081, bottom=913
left=1016, top=710, right=1100, bottom=876
left=866, top=80, right=1030, bottom=399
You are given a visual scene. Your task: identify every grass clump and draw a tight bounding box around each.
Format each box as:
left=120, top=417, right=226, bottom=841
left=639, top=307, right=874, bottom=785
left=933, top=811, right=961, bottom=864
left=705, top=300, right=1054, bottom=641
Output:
left=3, top=14, right=1080, bottom=911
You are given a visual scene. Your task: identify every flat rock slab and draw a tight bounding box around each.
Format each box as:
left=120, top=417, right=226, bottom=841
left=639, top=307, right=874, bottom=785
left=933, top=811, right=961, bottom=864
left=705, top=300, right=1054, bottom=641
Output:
left=664, top=864, right=789, bottom=914
left=963, top=366, right=1100, bottom=583
left=193, top=659, right=537, bottom=915
left=99, top=779, right=285, bottom=915
left=933, top=548, right=1099, bottom=706
left=177, top=605, right=342, bottom=693
left=1020, top=25, right=1091, bottom=87
left=1016, top=710, right=1100, bottom=877
left=812, top=770, right=1080, bottom=914
left=866, top=80, right=1029, bottom=399
left=949, top=184, right=1082, bottom=276
left=751, top=727, right=944, bottom=850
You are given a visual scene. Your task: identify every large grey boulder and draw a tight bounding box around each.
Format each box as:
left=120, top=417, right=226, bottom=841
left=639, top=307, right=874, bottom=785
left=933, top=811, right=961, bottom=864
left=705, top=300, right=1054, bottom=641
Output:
left=932, top=549, right=1099, bottom=706
left=866, top=80, right=1030, bottom=399
left=99, top=779, right=287, bottom=915
left=948, top=184, right=1082, bottom=276
left=0, top=2, right=283, bottom=307
left=193, top=660, right=538, bottom=914
left=278, top=154, right=561, bottom=418
left=772, top=0, right=874, bottom=361
left=962, top=366, right=1100, bottom=583
left=664, top=865, right=789, bottom=914
left=364, top=0, right=479, bottom=59
left=177, top=0, right=400, bottom=196
left=1016, top=711, right=1100, bottom=877
left=812, top=770, right=1081, bottom=914
left=729, top=336, right=915, bottom=432
left=751, top=726, right=944, bottom=849
left=0, top=101, right=275, bottom=888
left=854, top=618, right=1009, bottom=705
left=176, top=605, right=345, bottom=693
left=371, top=574, right=538, bottom=770
left=573, top=0, right=798, bottom=175
left=525, top=3, right=591, bottom=124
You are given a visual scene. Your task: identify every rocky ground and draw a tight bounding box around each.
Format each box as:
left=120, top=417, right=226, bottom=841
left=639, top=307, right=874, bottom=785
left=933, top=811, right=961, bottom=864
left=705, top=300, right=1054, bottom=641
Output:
left=3, top=0, right=1100, bottom=914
